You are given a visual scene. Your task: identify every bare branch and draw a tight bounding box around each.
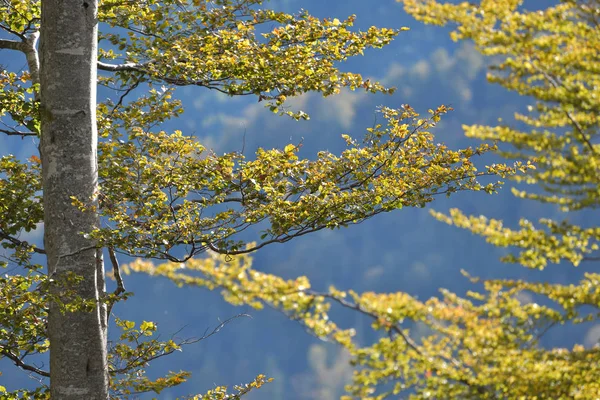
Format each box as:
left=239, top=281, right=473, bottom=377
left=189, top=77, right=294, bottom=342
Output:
left=110, top=314, right=250, bottom=375
left=0, top=231, right=46, bottom=254
left=0, top=38, right=24, bottom=51
left=0, top=346, right=50, bottom=377
left=0, top=127, right=37, bottom=137
left=108, top=247, right=125, bottom=296
left=184, top=313, right=252, bottom=345
left=107, top=79, right=141, bottom=117
left=107, top=247, right=125, bottom=316
left=97, top=60, right=149, bottom=72
left=23, top=31, right=40, bottom=91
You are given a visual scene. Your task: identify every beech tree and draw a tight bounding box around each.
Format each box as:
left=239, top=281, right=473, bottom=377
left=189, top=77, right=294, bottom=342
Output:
left=40, top=1, right=109, bottom=399
left=0, top=0, right=528, bottom=399
left=130, top=0, right=600, bottom=399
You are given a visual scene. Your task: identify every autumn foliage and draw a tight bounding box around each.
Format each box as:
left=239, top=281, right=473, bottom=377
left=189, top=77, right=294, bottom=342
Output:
left=1, top=0, right=597, bottom=399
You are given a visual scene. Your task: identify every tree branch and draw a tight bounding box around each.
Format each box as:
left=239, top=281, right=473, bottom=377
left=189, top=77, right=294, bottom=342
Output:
left=97, top=60, right=149, bottom=72
left=110, top=313, right=250, bottom=374
left=0, top=127, right=37, bottom=137
left=107, top=79, right=141, bottom=117
left=108, top=247, right=125, bottom=295
left=0, top=38, right=24, bottom=51
left=96, top=61, right=254, bottom=95
left=107, top=247, right=125, bottom=316
left=305, top=290, right=492, bottom=396
left=0, top=231, right=46, bottom=254
left=0, top=347, right=50, bottom=377
left=0, top=22, right=27, bottom=40
left=23, top=31, right=40, bottom=92
left=532, top=64, right=597, bottom=156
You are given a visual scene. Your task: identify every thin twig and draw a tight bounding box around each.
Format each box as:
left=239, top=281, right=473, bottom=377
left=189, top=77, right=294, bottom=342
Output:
left=108, top=79, right=141, bottom=117
left=0, top=231, right=46, bottom=254
left=110, top=314, right=250, bottom=374
left=0, top=128, right=37, bottom=137
left=0, top=347, right=50, bottom=377
left=107, top=247, right=125, bottom=316
left=532, top=64, right=597, bottom=156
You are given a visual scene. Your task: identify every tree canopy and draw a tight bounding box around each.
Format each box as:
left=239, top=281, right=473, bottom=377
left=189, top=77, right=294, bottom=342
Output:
left=1, top=0, right=591, bottom=399
left=129, top=0, right=600, bottom=398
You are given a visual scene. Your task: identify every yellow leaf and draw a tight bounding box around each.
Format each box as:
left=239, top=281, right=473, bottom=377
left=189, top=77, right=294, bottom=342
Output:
left=140, top=320, right=156, bottom=331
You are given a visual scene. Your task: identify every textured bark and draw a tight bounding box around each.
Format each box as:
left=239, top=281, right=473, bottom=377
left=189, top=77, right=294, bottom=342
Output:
left=39, top=0, right=108, bottom=399
left=24, top=32, right=41, bottom=96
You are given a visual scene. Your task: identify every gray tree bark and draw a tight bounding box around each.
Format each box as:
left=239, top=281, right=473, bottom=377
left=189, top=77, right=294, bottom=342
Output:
left=39, top=0, right=109, bottom=398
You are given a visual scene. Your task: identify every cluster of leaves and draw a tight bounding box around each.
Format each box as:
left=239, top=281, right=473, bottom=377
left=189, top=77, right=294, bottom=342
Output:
left=0, top=155, right=43, bottom=268
left=1, top=0, right=423, bottom=396
left=431, top=209, right=600, bottom=269
left=0, top=1, right=39, bottom=41
left=0, top=283, right=269, bottom=400
left=89, top=102, right=529, bottom=262
left=97, top=0, right=401, bottom=118
left=124, top=0, right=600, bottom=398
left=191, top=374, right=272, bottom=400
left=108, top=318, right=192, bottom=398
left=400, top=0, right=600, bottom=267
left=0, top=71, right=39, bottom=136
left=0, top=273, right=48, bottom=377
left=127, top=248, right=600, bottom=399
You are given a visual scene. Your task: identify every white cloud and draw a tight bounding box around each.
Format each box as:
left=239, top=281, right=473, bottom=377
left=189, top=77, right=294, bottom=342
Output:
left=317, top=90, right=363, bottom=129
left=196, top=88, right=366, bottom=153
left=192, top=96, right=206, bottom=111
left=381, top=42, right=485, bottom=87
left=411, top=59, right=431, bottom=80
left=585, top=324, right=600, bottom=348
left=363, top=265, right=385, bottom=280
left=458, top=86, right=472, bottom=102
left=195, top=101, right=265, bottom=152
left=455, top=43, right=486, bottom=80
left=431, top=47, right=453, bottom=73
left=285, top=92, right=312, bottom=111
left=382, top=62, right=405, bottom=86
left=378, top=42, right=486, bottom=109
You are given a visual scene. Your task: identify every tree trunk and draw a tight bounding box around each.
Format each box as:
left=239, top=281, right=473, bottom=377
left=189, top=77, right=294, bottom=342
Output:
left=39, top=0, right=108, bottom=398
